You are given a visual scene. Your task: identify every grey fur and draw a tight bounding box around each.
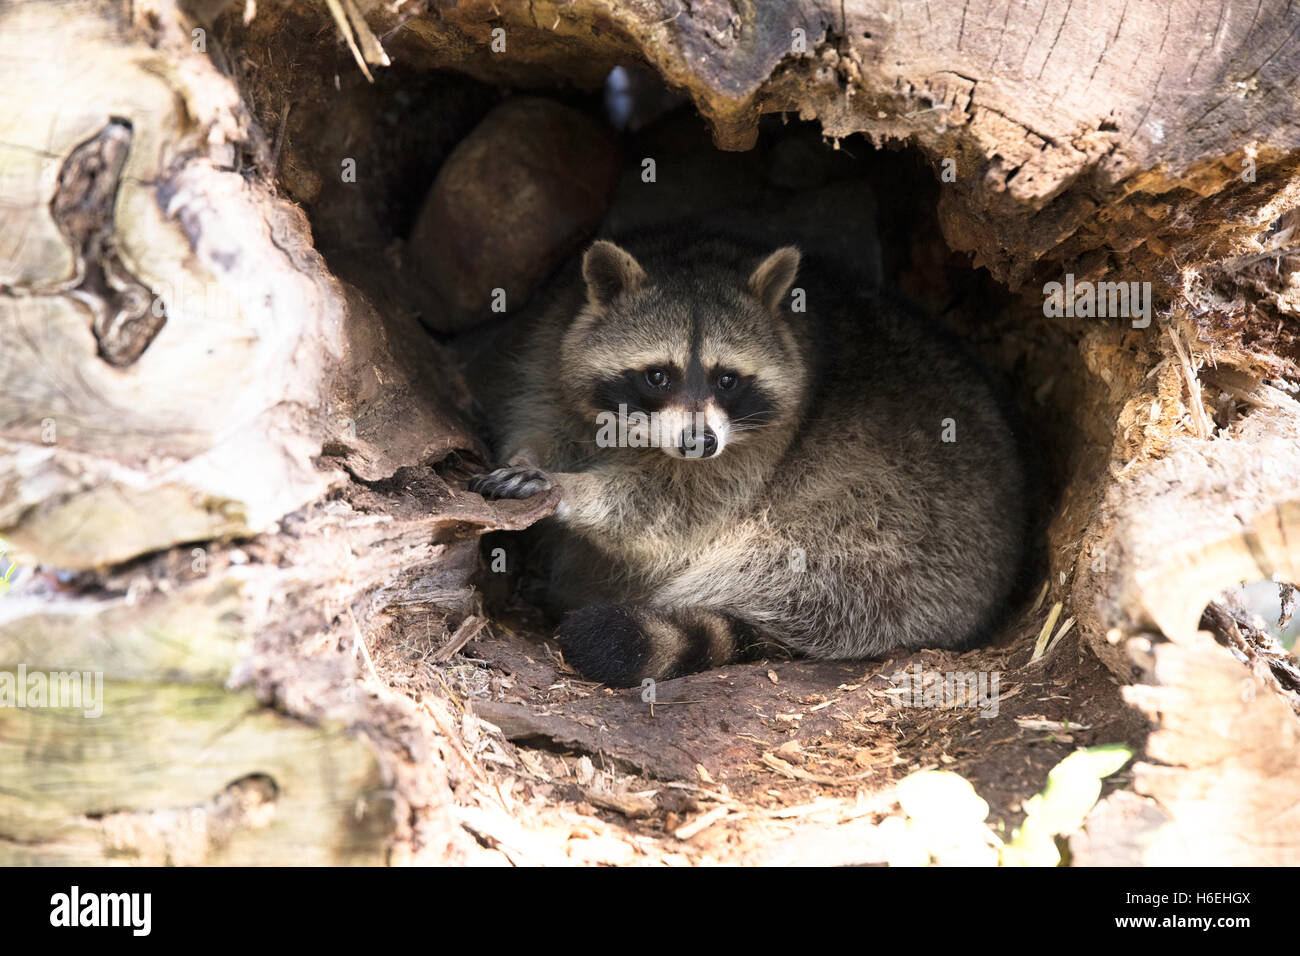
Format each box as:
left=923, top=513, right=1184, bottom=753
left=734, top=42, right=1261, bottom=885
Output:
left=471, top=230, right=1028, bottom=676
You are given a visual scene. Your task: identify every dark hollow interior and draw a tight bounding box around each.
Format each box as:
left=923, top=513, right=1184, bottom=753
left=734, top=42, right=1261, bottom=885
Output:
left=223, top=37, right=1094, bottom=652
left=191, top=19, right=1177, bottom=825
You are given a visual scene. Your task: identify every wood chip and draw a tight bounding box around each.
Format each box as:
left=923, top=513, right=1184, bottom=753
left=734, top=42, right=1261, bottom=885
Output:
left=1031, top=601, right=1064, bottom=662
left=431, top=615, right=488, bottom=663
left=767, top=798, right=843, bottom=819
left=1015, top=717, right=1091, bottom=733
left=1043, top=615, right=1076, bottom=659
left=673, top=805, right=731, bottom=840
left=1030, top=580, right=1050, bottom=613
left=582, top=789, right=656, bottom=819
left=761, top=752, right=874, bottom=785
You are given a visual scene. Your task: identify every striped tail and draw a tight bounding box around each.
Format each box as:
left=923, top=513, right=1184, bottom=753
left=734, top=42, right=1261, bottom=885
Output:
left=555, top=603, right=765, bottom=686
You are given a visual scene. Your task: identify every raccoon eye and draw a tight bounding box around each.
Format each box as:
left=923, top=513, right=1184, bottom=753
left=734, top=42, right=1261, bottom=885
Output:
left=645, top=368, right=670, bottom=389
left=717, top=372, right=738, bottom=390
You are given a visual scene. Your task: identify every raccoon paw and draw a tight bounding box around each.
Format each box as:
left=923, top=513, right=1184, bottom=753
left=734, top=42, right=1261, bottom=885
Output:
left=468, top=465, right=552, bottom=500
left=555, top=603, right=650, bottom=688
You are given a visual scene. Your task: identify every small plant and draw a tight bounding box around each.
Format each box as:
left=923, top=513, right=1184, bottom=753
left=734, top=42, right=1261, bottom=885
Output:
left=0, top=537, right=20, bottom=592
left=884, top=744, right=1133, bottom=867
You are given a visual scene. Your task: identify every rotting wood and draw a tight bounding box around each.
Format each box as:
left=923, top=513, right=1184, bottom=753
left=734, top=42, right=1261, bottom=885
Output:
left=1, top=0, right=1299, bottom=866
left=342, top=0, right=1300, bottom=300
left=1074, top=631, right=1300, bottom=866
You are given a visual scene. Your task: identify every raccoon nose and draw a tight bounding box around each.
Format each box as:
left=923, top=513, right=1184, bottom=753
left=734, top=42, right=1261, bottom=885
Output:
left=680, top=427, right=718, bottom=459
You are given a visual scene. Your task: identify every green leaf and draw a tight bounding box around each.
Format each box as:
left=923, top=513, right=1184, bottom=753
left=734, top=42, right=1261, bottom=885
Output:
left=1031, top=744, right=1133, bottom=835
left=879, top=817, right=931, bottom=867
left=1001, top=745, right=1132, bottom=866
left=897, top=770, right=989, bottom=827
left=1000, top=818, right=1060, bottom=867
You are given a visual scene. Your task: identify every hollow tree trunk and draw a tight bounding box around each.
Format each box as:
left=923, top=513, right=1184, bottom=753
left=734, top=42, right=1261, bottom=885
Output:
left=1, top=0, right=1298, bottom=864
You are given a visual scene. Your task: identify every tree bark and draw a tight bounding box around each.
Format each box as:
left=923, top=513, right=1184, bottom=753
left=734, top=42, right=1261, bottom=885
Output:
left=1, top=0, right=1298, bottom=864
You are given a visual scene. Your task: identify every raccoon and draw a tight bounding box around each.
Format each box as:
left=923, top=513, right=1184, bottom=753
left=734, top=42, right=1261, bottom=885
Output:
left=468, top=230, right=1028, bottom=687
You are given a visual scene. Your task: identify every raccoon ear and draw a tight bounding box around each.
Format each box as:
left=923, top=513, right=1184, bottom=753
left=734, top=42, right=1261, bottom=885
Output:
left=582, top=240, right=646, bottom=309
left=749, top=246, right=801, bottom=311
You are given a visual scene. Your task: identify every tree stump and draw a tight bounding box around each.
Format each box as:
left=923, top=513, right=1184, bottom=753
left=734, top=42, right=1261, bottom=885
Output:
left=1, top=0, right=1297, bottom=864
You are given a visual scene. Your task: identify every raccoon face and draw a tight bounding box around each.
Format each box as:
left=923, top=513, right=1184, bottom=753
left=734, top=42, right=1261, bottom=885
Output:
left=561, top=239, right=807, bottom=461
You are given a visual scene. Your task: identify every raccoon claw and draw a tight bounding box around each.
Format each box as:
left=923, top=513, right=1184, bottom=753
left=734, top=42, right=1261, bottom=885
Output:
left=468, top=466, right=552, bottom=501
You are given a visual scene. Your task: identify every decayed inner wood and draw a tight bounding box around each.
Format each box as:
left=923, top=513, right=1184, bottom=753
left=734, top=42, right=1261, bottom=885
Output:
left=50, top=118, right=164, bottom=367
left=1, top=0, right=1299, bottom=865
